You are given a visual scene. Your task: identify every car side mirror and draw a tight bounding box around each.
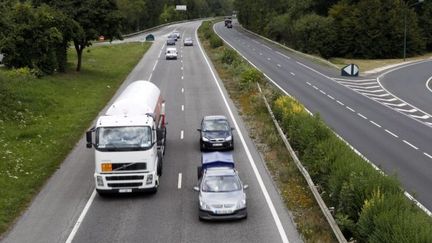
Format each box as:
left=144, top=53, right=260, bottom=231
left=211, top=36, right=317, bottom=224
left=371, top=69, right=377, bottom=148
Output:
left=197, top=128, right=201, bottom=132
left=193, top=186, right=200, bottom=192
left=231, top=127, right=235, bottom=131
left=243, top=184, right=249, bottom=190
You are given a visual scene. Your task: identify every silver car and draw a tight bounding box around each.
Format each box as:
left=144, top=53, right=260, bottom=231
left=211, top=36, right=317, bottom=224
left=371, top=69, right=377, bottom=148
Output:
left=183, top=37, right=193, bottom=46
left=194, top=152, right=248, bottom=220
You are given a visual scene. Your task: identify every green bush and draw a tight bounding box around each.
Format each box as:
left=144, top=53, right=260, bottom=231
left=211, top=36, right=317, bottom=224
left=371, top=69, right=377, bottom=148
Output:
left=221, top=48, right=238, bottom=65
left=209, top=34, right=223, bottom=48
left=239, top=68, right=264, bottom=91
left=356, top=191, right=432, bottom=242
left=271, top=94, right=432, bottom=240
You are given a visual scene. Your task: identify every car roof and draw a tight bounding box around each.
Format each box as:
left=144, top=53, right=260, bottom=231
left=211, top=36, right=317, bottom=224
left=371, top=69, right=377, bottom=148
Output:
left=203, top=115, right=228, bottom=121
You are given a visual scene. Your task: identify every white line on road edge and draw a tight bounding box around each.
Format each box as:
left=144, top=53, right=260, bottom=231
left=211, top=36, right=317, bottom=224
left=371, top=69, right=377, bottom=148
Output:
left=180, top=130, right=184, bottom=140
left=178, top=173, right=182, bottom=189
left=200, top=27, right=289, bottom=243
left=65, top=190, right=96, bottom=243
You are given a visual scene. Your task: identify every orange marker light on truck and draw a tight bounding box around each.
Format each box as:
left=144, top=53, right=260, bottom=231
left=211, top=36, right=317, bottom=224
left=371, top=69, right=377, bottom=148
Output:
left=101, top=163, right=112, bottom=172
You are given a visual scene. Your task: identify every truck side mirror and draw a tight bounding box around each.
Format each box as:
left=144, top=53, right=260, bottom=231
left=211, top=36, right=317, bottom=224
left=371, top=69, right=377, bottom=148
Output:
left=86, top=131, right=93, bottom=148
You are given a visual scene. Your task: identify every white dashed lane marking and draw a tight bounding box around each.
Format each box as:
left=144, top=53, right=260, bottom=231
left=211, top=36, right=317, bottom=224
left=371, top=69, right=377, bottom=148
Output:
left=370, top=120, right=382, bottom=128
left=385, top=129, right=399, bottom=138
left=403, top=140, right=419, bottom=150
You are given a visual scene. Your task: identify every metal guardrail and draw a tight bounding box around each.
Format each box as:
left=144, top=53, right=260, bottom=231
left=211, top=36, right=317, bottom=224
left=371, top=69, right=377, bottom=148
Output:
left=257, top=83, right=347, bottom=243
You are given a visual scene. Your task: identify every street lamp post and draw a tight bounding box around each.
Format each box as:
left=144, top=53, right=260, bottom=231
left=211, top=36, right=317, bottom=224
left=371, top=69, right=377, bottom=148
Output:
left=403, top=0, right=424, bottom=61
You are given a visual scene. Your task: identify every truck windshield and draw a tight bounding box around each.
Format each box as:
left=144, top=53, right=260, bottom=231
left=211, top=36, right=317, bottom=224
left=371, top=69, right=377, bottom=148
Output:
left=96, top=126, right=152, bottom=151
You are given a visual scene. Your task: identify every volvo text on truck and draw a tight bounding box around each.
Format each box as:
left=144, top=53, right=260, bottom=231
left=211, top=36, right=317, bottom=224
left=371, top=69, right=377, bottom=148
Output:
left=86, top=80, right=166, bottom=195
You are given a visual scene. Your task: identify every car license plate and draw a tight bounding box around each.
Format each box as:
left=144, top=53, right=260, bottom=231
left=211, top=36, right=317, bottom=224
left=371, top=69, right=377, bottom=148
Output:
left=215, top=209, right=232, bottom=214
left=213, top=143, right=223, bottom=147
left=119, top=188, right=132, bottom=193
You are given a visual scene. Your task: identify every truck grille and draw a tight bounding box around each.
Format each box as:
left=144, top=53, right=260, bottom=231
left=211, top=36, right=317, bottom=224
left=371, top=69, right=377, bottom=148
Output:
left=112, top=163, right=146, bottom=171
left=106, top=175, right=144, bottom=181
left=107, top=183, right=143, bottom=188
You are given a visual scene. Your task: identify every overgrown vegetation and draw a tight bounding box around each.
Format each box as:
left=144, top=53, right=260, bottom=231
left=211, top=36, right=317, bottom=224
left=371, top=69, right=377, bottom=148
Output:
left=0, top=42, right=151, bottom=236
left=234, top=0, right=432, bottom=59
left=200, top=19, right=432, bottom=242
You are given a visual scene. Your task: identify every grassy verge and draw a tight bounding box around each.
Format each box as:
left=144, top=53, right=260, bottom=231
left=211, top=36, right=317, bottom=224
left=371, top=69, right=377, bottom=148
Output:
left=0, top=42, right=151, bottom=235
left=199, top=21, right=336, bottom=242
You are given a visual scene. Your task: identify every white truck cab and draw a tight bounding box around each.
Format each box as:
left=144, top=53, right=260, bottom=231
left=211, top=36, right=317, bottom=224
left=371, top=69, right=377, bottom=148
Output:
left=86, top=81, right=166, bottom=195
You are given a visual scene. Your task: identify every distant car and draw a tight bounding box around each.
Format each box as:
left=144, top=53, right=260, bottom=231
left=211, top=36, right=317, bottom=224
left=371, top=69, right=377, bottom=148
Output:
left=165, top=47, right=178, bottom=60
left=167, top=37, right=176, bottom=45
left=227, top=22, right=232, bottom=28
left=168, top=33, right=178, bottom=40
left=184, top=37, right=193, bottom=46
left=173, top=31, right=181, bottom=39
left=198, top=115, right=234, bottom=151
left=194, top=152, right=248, bottom=220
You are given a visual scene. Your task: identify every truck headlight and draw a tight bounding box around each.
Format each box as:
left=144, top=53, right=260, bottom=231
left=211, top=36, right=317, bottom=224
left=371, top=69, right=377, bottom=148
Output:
left=96, top=176, right=104, bottom=187
left=146, top=174, right=153, bottom=185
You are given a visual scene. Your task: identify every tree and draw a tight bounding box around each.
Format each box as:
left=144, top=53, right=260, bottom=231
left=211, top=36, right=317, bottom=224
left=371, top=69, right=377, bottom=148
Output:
left=35, top=0, right=123, bottom=71
left=0, top=2, right=66, bottom=75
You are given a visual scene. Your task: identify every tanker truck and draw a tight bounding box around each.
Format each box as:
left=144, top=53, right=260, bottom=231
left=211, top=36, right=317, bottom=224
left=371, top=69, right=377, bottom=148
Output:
left=86, top=80, right=166, bottom=195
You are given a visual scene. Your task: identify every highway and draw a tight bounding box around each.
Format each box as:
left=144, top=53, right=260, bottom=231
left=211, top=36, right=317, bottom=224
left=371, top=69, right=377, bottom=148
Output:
left=214, top=21, right=432, bottom=213
left=2, top=21, right=301, bottom=243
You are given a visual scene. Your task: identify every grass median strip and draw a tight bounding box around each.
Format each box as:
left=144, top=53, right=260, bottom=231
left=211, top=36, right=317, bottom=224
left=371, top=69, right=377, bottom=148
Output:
left=0, top=42, right=151, bottom=236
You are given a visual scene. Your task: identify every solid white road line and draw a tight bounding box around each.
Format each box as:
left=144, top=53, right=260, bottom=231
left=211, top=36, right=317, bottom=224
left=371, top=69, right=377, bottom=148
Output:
left=403, top=140, right=418, bottom=150
left=427, top=76, right=432, bottom=93
left=180, top=130, right=184, bottom=140
left=65, top=190, right=97, bottom=243
left=199, top=27, right=289, bottom=243
left=178, top=173, right=182, bottom=189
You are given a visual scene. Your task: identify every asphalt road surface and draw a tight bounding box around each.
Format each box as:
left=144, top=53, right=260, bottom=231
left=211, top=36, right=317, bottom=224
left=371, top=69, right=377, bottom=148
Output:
left=2, top=21, right=302, bottom=243
left=214, top=21, right=432, bottom=214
